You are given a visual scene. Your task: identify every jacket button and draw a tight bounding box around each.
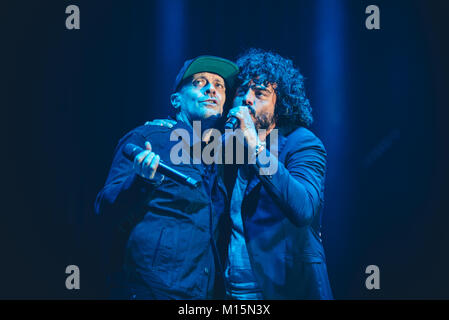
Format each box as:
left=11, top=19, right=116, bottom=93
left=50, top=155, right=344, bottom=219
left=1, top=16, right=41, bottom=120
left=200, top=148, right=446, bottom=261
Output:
left=204, top=267, right=209, bottom=275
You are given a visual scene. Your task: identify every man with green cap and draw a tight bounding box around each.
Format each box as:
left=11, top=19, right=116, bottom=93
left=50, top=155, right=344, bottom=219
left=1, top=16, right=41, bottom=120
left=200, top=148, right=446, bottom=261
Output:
left=95, top=56, right=239, bottom=299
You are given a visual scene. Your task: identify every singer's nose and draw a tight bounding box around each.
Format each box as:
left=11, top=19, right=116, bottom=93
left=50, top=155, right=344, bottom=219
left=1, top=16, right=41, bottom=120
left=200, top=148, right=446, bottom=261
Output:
left=241, top=89, right=254, bottom=106
left=204, top=82, right=217, bottom=96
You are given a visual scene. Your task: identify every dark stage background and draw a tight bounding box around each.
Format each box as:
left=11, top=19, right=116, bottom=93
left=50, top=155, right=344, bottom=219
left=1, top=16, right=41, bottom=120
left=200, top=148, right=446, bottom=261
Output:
left=3, top=0, right=449, bottom=299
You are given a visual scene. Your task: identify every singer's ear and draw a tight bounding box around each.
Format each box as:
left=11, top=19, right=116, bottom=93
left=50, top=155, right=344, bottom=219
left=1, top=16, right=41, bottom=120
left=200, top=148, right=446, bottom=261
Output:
left=170, top=93, right=181, bottom=111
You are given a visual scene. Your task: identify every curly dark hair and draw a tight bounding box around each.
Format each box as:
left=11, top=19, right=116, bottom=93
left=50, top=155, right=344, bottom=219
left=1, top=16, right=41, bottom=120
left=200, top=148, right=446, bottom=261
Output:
left=236, top=48, right=313, bottom=133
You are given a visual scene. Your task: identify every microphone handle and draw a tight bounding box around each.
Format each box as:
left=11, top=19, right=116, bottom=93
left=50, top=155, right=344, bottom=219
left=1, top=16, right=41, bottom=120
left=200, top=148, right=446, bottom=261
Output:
left=224, top=116, right=239, bottom=130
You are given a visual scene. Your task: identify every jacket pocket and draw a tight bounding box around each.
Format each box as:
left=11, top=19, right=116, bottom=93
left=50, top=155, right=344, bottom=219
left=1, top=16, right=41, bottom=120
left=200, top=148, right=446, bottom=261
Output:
left=148, top=225, right=180, bottom=287
left=151, top=227, right=165, bottom=268
left=298, top=254, right=324, bottom=263
left=286, top=253, right=324, bottom=263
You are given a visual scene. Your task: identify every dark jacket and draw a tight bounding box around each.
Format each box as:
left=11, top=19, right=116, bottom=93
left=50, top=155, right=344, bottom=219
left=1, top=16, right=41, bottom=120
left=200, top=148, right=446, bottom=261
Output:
left=95, top=122, right=228, bottom=299
left=226, top=127, right=333, bottom=299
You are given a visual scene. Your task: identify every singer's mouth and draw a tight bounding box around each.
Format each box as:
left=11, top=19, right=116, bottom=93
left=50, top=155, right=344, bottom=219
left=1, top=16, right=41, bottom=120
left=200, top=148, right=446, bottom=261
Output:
left=202, top=99, right=218, bottom=105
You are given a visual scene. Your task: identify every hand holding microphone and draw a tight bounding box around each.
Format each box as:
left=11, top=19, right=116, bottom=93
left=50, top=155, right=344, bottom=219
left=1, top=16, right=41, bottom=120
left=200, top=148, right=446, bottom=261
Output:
left=224, top=115, right=240, bottom=130
left=129, top=141, right=161, bottom=180
left=225, top=105, right=261, bottom=150
left=123, top=142, right=200, bottom=188
left=225, top=104, right=256, bottom=130
left=225, top=105, right=257, bottom=131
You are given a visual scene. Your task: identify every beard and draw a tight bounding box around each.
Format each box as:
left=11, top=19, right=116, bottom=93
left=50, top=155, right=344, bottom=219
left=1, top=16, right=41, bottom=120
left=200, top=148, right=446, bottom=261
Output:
left=254, top=112, right=275, bottom=130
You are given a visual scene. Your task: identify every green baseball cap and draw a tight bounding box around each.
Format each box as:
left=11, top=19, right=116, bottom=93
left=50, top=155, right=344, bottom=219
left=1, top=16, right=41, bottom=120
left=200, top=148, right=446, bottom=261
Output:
left=173, top=55, right=239, bottom=92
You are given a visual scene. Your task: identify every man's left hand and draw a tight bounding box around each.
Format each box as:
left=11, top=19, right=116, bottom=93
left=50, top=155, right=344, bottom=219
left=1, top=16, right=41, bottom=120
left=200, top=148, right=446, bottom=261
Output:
left=145, top=119, right=177, bottom=128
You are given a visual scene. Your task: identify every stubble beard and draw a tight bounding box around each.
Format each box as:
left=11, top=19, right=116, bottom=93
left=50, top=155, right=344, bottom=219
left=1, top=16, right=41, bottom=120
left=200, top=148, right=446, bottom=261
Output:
left=254, top=112, right=275, bottom=130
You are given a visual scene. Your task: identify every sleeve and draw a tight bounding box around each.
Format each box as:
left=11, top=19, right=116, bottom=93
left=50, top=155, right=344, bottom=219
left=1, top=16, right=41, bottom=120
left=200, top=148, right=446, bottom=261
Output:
left=251, top=132, right=327, bottom=227
left=94, top=130, right=163, bottom=233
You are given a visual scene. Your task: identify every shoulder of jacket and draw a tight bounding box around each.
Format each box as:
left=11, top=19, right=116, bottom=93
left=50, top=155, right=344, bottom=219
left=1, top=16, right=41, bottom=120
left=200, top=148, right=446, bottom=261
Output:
left=129, top=124, right=172, bottom=139
left=284, top=127, right=326, bottom=152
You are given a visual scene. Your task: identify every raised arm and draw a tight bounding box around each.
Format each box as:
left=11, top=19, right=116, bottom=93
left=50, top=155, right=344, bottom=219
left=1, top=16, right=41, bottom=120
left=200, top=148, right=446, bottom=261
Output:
left=253, top=130, right=327, bottom=227
left=95, top=131, right=163, bottom=233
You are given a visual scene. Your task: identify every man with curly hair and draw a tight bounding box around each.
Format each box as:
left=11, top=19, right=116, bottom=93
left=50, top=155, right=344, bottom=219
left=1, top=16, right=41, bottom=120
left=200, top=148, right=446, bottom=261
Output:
left=223, top=48, right=333, bottom=299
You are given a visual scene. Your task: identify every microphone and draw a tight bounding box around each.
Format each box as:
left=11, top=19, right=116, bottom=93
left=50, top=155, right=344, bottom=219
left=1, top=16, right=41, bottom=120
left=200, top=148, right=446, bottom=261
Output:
left=122, top=143, right=200, bottom=188
left=224, top=116, right=239, bottom=130
left=224, top=105, right=254, bottom=130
